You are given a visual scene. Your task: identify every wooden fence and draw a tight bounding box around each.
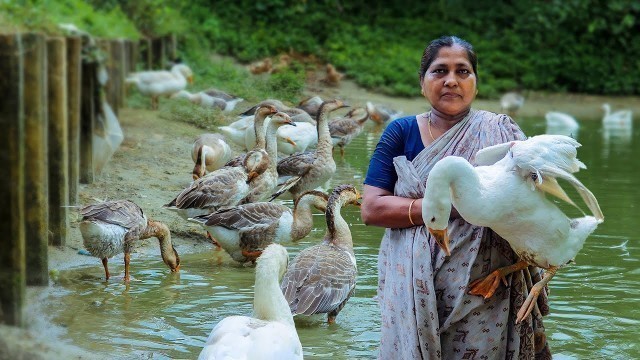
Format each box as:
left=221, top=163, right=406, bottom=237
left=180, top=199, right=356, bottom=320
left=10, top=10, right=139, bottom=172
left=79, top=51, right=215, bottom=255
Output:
left=0, top=32, right=177, bottom=326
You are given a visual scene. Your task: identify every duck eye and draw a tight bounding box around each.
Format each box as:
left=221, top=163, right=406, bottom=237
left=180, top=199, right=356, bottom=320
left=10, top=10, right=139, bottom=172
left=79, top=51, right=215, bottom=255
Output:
left=431, top=216, right=436, bottom=222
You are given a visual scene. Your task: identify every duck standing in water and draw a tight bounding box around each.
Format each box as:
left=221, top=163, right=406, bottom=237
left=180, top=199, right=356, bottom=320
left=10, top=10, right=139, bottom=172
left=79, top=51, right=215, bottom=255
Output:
left=79, top=199, right=180, bottom=282
left=280, top=184, right=361, bottom=323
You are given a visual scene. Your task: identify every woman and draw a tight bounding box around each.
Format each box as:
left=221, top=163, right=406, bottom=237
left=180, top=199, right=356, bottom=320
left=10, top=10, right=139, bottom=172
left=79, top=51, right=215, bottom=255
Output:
left=361, top=36, right=552, bottom=359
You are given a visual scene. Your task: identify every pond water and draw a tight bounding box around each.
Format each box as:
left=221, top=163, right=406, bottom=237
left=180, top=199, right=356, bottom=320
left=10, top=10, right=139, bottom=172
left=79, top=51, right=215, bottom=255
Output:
left=46, top=111, right=639, bottom=359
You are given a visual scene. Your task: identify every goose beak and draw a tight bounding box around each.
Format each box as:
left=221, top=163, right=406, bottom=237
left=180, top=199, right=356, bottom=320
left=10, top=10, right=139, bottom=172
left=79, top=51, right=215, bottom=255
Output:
left=428, top=227, right=450, bottom=256
left=172, top=265, right=180, bottom=272
left=351, top=191, right=362, bottom=207
left=247, top=171, right=260, bottom=181
left=284, top=137, right=297, bottom=146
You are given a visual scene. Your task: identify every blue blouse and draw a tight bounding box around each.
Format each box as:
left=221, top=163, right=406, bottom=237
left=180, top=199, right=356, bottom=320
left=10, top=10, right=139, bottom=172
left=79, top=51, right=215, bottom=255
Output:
left=364, top=116, right=424, bottom=192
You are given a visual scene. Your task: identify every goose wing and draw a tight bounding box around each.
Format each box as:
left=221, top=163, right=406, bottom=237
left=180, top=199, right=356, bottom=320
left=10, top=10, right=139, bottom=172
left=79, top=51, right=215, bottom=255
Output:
left=510, top=135, right=604, bottom=221
left=80, top=199, right=146, bottom=230
left=198, top=202, right=288, bottom=230
left=166, top=167, right=247, bottom=210
left=276, top=152, right=316, bottom=177
left=281, top=243, right=357, bottom=315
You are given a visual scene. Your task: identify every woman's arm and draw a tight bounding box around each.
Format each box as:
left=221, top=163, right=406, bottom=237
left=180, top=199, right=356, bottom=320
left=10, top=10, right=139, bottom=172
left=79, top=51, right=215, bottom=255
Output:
left=361, top=185, right=423, bottom=228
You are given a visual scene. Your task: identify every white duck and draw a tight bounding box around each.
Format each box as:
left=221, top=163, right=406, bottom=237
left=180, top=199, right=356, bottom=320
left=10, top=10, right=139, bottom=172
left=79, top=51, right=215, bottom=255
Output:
left=280, top=185, right=361, bottom=323
left=500, top=91, right=525, bottom=118
left=79, top=199, right=180, bottom=282
left=198, top=243, right=303, bottom=360
left=189, top=190, right=328, bottom=263
left=602, top=103, right=633, bottom=129
left=163, top=150, right=269, bottom=220
left=421, top=134, right=604, bottom=324
left=545, top=111, right=579, bottom=138
left=126, top=63, right=194, bottom=110
left=275, top=121, right=317, bottom=155
left=191, top=133, right=234, bottom=180
left=171, top=90, right=244, bottom=112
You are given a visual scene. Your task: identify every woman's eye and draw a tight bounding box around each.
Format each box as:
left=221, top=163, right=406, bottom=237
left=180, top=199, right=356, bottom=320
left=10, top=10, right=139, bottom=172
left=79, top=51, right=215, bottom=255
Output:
left=433, top=69, right=446, bottom=74
left=458, top=69, right=470, bottom=74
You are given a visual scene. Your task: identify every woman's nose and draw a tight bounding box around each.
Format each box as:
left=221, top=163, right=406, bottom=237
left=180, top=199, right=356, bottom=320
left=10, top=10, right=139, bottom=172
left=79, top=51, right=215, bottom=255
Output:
left=444, top=74, right=458, bottom=87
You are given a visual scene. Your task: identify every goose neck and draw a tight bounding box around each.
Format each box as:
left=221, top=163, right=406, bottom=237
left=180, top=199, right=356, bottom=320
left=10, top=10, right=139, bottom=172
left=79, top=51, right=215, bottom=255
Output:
left=253, top=262, right=293, bottom=325
left=325, top=200, right=352, bottom=250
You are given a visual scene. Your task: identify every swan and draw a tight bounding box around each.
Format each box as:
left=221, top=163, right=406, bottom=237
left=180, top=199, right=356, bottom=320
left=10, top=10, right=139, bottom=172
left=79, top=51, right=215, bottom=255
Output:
left=191, top=133, right=233, bottom=180
left=79, top=199, right=180, bottom=282
left=280, top=185, right=361, bottom=323
left=545, top=111, right=579, bottom=138
left=171, top=90, right=244, bottom=112
left=270, top=99, right=348, bottom=201
left=197, top=243, right=303, bottom=360
left=421, top=134, right=604, bottom=324
left=189, top=190, right=328, bottom=263
left=602, top=103, right=633, bottom=129
left=126, top=64, right=193, bottom=110
left=499, top=92, right=524, bottom=117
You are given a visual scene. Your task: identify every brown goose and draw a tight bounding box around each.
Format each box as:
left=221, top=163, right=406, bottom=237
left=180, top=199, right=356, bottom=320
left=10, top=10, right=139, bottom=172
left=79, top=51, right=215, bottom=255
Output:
left=329, top=106, right=370, bottom=157
left=296, top=95, right=324, bottom=118
left=191, top=133, right=233, bottom=180
left=79, top=199, right=180, bottom=282
left=280, top=185, right=361, bottom=323
left=241, top=99, right=315, bottom=124
left=163, top=150, right=269, bottom=220
left=189, top=190, right=329, bottom=263
left=270, top=99, right=349, bottom=201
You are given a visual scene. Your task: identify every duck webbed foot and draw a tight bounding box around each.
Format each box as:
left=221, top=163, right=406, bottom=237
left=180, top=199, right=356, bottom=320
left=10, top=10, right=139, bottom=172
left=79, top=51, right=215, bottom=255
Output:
left=516, top=265, right=558, bottom=324
left=468, top=260, right=529, bottom=299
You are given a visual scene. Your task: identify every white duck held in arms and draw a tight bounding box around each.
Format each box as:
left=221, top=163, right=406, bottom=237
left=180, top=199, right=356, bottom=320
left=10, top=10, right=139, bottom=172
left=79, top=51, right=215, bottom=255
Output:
left=79, top=200, right=180, bottom=282
left=198, top=243, right=303, bottom=360
left=421, top=134, right=604, bottom=323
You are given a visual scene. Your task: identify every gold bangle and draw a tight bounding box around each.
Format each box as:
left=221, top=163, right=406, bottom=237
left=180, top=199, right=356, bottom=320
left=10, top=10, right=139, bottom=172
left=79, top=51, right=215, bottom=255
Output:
left=408, top=199, right=418, bottom=226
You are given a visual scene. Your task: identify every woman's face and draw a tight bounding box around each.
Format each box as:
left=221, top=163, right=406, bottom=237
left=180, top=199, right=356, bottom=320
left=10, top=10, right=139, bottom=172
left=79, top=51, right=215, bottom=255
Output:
left=421, top=45, right=477, bottom=116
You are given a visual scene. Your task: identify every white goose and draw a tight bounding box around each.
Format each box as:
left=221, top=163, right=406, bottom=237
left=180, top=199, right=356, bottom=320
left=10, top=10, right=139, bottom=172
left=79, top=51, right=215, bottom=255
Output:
left=171, top=90, right=244, bottom=112
left=189, top=190, right=329, bottom=263
left=198, top=243, right=303, bottom=360
left=421, top=134, right=604, bottom=323
left=545, top=111, right=579, bottom=138
left=126, top=64, right=193, bottom=110
left=602, top=103, right=633, bottom=129
left=499, top=91, right=525, bottom=117
left=79, top=199, right=180, bottom=282
left=191, top=133, right=233, bottom=180
left=280, top=184, right=361, bottom=324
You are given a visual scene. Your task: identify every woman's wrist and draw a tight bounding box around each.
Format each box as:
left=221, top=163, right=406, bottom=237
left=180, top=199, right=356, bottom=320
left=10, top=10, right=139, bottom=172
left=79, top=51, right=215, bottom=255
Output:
left=408, top=199, right=418, bottom=226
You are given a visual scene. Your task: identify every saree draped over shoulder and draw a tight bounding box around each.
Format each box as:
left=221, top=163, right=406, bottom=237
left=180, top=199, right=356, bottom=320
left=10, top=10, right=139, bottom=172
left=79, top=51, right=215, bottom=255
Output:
left=377, top=110, right=552, bottom=360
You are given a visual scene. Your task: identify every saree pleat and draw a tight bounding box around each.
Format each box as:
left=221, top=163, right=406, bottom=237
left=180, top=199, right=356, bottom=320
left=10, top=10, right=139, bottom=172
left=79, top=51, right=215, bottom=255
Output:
left=377, top=110, right=551, bottom=359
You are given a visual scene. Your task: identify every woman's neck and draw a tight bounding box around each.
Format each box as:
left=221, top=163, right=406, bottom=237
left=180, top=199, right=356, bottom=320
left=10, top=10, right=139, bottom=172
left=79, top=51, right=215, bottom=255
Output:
left=430, top=107, right=470, bottom=129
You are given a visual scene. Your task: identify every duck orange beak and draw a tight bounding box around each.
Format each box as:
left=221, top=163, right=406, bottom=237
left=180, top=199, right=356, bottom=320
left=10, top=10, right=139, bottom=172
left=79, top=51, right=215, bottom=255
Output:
left=284, top=137, right=297, bottom=146
left=428, top=227, right=450, bottom=256
left=188, top=76, right=194, bottom=84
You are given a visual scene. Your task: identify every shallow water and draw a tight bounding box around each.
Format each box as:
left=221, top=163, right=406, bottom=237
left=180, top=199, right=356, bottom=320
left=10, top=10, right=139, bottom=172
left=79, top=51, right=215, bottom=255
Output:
left=46, top=112, right=639, bottom=359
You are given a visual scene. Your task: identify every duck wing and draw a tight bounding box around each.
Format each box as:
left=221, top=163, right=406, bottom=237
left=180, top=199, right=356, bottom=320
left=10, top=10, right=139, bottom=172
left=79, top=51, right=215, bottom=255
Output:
left=281, top=243, right=357, bottom=316
left=80, top=200, right=146, bottom=229
left=510, top=135, right=603, bottom=221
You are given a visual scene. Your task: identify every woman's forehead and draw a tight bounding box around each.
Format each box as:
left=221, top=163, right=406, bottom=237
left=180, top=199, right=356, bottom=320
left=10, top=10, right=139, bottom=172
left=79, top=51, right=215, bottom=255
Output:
left=430, top=45, right=472, bottom=67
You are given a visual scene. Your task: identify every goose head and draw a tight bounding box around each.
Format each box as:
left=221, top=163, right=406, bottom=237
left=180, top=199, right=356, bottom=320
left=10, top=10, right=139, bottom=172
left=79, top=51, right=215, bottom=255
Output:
left=601, top=103, right=611, bottom=117
left=257, top=243, right=289, bottom=279
left=317, top=99, right=349, bottom=121
left=269, top=112, right=296, bottom=128
left=243, top=149, right=270, bottom=181
left=173, top=64, right=194, bottom=84
left=329, top=184, right=362, bottom=208
left=421, top=158, right=458, bottom=256
left=295, top=190, right=330, bottom=212
left=147, top=220, right=181, bottom=272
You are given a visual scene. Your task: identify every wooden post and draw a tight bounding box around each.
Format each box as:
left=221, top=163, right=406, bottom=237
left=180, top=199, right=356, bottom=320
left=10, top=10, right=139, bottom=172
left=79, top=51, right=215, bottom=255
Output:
left=66, top=36, right=81, bottom=204
left=0, top=33, right=26, bottom=326
left=79, top=47, right=95, bottom=184
left=109, top=39, right=124, bottom=113
left=164, top=34, right=177, bottom=62
left=151, top=37, right=165, bottom=69
left=128, top=39, right=139, bottom=73
left=22, top=33, right=49, bottom=286
left=47, top=37, right=69, bottom=247
left=140, top=37, right=152, bottom=70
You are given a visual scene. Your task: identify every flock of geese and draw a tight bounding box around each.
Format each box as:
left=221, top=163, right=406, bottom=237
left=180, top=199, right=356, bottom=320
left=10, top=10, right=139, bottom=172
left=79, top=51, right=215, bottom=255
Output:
left=81, top=62, right=406, bottom=359
left=80, top=65, right=630, bottom=358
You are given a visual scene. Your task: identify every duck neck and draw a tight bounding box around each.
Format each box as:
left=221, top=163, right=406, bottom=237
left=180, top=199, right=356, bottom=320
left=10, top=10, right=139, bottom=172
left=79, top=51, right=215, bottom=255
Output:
left=291, top=198, right=315, bottom=241
left=315, top=107, right=333, bottom=157
left=253, top=263, right=293, bottom=325
left=143, top=220, right=180, bottom=271
left=325, top=199, right=352, bottom=252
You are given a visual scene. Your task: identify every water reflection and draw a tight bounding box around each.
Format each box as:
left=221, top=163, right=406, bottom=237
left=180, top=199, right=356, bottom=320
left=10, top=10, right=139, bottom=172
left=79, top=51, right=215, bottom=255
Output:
left=45, top=111, right=639, bottom=359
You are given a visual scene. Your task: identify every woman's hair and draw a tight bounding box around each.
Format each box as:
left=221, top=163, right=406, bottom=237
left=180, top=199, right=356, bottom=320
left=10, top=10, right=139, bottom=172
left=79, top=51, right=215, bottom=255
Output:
left=418, top=35, right=478, bottom=83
